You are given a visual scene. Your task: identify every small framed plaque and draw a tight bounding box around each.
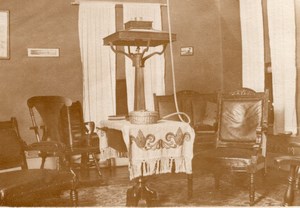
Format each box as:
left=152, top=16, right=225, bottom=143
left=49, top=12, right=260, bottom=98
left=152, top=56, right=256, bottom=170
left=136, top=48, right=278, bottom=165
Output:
left=27, top=48, right=60, bottom=57
left=180, top=46, right=194, bottom=56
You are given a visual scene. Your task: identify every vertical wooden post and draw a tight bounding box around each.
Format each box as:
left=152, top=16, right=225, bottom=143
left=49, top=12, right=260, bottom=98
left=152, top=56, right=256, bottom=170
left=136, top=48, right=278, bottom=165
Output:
left=134, top=55, right=146, bottom=111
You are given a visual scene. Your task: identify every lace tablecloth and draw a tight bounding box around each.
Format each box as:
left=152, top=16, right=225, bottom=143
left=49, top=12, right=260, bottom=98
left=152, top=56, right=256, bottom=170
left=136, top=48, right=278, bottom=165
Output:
left=97, top=120, right=195, bottom=180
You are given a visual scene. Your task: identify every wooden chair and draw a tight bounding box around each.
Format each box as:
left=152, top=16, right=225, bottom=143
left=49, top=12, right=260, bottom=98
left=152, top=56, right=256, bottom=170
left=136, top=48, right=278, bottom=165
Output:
left=153, top=90, right=218, bottom=153
left=60, top=101, right=101, bottom=175
left=0, top=117, right=78, bottom=206
left=153, top=90, right=202, bottom=123
left=27, top=96, right=101, bottom=178
left=194, top=88, right=269, bottom=206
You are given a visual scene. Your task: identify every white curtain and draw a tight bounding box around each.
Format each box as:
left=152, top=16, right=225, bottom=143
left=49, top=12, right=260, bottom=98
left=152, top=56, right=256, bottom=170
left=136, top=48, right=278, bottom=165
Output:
left=267, top=0, right=297, bottom=135
left=239, top=0, right=265, bottom=92
left=123, top=3, right=165, bottom=112
left=78, top=2, right=116, bottom=122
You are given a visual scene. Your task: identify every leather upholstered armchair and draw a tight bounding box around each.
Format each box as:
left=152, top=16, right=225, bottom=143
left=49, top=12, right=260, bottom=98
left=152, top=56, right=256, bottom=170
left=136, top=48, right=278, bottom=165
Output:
left=194, top=88, right=269, bottom=206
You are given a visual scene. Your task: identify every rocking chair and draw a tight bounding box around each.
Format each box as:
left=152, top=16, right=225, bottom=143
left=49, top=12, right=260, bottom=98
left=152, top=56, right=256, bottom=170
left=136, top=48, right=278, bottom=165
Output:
left=27, top=96, right=101, bottom=178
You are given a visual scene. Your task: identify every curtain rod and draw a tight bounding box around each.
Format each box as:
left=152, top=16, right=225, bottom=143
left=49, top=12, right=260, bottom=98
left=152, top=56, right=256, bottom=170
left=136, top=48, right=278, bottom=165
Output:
left=71, top=0, right=167, bottom=6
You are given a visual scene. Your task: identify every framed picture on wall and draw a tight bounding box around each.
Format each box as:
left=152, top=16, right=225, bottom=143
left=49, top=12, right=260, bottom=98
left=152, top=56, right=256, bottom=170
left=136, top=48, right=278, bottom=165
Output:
left=27, top=48, right=60, bottom=57
left=0, top=10, right=9, bottom=59
left=180, top=46, right=194, bottom=56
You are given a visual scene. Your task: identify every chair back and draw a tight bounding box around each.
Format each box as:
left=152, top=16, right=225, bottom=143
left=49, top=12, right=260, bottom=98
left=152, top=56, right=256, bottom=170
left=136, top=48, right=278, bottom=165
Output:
left=216, top=88, right=268, bottom=149
left=27, top=96, right=73, bottom=144
left=60, top=101, right=87, bottom=147
left=0, top=117, right=28, bottom=170
left=154, top=93, right=179, bottom=121
left=153, top=90, right=200, bottom=121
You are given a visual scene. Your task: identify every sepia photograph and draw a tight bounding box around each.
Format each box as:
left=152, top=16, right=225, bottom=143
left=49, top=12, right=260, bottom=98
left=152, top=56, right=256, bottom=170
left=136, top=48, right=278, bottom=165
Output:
left=27, top=48, right=60, bottom=57
left=180, top=46, right=194, bottom=56
left=0, top=10, right=9, bottom=59
left=0, top=0, right=299, bottom=207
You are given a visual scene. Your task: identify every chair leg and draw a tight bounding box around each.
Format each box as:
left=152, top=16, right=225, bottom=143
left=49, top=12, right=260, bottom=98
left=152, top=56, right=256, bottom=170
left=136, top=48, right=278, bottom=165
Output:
left=283, top=164, right=297, bottom=206
left=108, top=158, right=115, bottom=176
left=294, top=166, right=300, bottom=190
left=70, top=188, right=78, bottom=206
left=249, top=173, right=255, bottom=206
left=264, top=160, right=268, bottom=176
left=214, top=172, right=221, bottom=190
left=39, top=152, right=49, bottom=169
left=69, top=167, right=79, bottom=206
left=80, top=153, right=89, bottom=169
left=59, top=155, right=68, bottom=171
left=187, top=174, right=193, bottom=199
left=91, top=153, right=102, bottom=177
left=40, top=156, right=46, bottom=169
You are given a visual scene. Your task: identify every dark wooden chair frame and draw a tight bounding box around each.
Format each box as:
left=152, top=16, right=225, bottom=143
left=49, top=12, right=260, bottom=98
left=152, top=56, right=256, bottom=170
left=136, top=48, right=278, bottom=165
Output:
left=27, top=96, right=101, bottom=177
left=274, top=142, right=300, bottom=206
left=194, top=88, right=269, bottom=206
left=0, top=117, right=78, bottom=206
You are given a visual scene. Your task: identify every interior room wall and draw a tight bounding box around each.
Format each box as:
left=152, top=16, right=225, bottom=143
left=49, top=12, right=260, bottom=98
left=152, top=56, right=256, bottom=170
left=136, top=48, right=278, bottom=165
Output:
left=164, top=0, right=224, bottom=94
left=1, top=0, right=232, bottom=144
left=219, top=0, right=242, bottom=92
left=3, top=0, right=279, bottom=144
left=0, top=0, right=82, bottom=143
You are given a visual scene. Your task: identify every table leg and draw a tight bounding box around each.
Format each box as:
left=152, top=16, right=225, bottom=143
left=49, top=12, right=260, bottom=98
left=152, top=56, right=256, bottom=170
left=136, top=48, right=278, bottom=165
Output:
left=126, top=177, right=157, bottom=207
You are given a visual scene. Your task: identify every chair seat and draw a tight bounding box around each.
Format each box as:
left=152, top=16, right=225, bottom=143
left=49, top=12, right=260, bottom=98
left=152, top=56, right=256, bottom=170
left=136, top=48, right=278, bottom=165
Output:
left=66, top=145, right=99, bottom=155
left=26, top=141, right=66, bottom=153
left=274, top=155, right=300, bottom=166
left=200, top=148, right=265, bottom=168
left=194, top=124, right=216, bottom=132
left=0, top=169, right=74, bottom=203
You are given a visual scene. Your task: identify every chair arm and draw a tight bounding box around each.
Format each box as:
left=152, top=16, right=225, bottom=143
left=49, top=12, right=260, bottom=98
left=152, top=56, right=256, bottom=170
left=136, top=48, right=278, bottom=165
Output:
left=288, top=142, right=300, bottom=148
left=29, top=125, right=47, bottom=142
left=274, top=155, right=300, bottom=167
left=262, top=123, right=268, bottom=133
left=250, top=144, right=263, bottom=165
left=29, top=126, right=38, bottom=131
left=288, top=142, right=300, bottom=155
left=252, top=144, right=262, bottom=155
left=254, top=126, right=264, bottom=146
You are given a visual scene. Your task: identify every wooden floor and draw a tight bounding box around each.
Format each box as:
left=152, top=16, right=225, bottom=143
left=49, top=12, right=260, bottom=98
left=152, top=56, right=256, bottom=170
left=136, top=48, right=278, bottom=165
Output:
left=20, top=155, right=300, bottom=207
left=76, top=133, right=298, bottom=190
left=72, top=134, right=300, bottom=206
left=74, top=161, right=291, bottom=207
left=76, top=163, right=130, bottom=188
left=20, top=134, right=300, bottom=206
